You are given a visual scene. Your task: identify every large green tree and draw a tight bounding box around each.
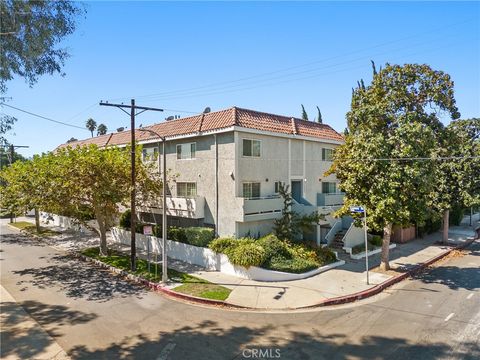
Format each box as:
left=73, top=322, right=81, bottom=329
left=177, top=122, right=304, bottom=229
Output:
left=327, top=63, right=460, bottom=270
left=0, top=145, right=162, bottom=256
left=0, top=0, right=84, bottom=144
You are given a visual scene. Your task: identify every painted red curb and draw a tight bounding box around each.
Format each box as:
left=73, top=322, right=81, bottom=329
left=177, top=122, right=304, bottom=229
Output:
left=74, top=253, right=248, bottom=309
left=304, top=237, right=477, bottom=309
left=74, top=236, right=476, bottom=311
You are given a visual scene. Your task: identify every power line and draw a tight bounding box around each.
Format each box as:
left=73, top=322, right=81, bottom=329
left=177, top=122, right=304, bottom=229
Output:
left=0, top=103, right=89, bottom=131
left=108, top=18, right=474, bottom=102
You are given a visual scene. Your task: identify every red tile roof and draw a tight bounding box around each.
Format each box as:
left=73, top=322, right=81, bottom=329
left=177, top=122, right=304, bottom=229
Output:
left=56, top=107, right=343, bottom=150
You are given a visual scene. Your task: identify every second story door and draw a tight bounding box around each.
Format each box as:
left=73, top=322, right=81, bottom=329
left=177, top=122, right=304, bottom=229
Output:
left=291, top=180, right=302, bottom=203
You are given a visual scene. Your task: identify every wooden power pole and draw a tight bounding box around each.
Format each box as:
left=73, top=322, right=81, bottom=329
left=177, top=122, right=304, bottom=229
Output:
left=100, top=99, right=163, bottom=271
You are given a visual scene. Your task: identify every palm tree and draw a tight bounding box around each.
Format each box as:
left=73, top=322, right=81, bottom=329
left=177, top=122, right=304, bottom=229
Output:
left=86, top=118, right=97, bottom=137
left=97, top=123, right=108, bottom=136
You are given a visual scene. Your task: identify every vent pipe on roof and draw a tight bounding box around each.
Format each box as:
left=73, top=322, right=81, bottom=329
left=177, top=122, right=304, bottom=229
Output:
left=203, top=107, right=211, bottom=114
left=116, top=127, right=125, bottom=132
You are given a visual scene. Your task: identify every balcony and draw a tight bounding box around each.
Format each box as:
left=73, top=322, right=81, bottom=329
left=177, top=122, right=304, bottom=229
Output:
left=139, top=196, right=205, bottom=219
left=317, top=193, right=345, bottom=207
left=238, top=196, right=283, bottom=222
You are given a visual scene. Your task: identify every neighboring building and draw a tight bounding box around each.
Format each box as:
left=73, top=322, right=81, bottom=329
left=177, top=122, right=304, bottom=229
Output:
left=57, top=107, right=346, bottom=243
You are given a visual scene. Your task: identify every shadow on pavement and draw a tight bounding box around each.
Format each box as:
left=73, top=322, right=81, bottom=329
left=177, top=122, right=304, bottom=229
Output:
left=67, top=320, right=480, bottom=360
left=1, top=300, right=97, bottom=360
left=12, top=255, right=147, bottom=302
left=413, top=266, right=480, bottom=291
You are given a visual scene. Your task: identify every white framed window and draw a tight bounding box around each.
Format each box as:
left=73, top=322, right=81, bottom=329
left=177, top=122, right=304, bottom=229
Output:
left=176, top=143, right=196, bottom=160
left=322, top=182, right=337, bottom=194
left=322, top=148, right=334, bottom=161
left=274, top=181, right=284, bottom=194
left=242, top=139, right=261, bottom=157
left=177, top=182, right=197, bottom=197
left=142, top=147, right=159, bottom=162
left=243, top=182, right=261, bottom=198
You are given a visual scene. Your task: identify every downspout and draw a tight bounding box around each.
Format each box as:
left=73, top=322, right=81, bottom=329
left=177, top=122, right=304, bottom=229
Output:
left=215, top=134, right=219, bottom=237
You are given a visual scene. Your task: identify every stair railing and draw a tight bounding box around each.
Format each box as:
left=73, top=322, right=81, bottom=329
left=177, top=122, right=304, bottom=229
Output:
left=325, top=220, right=343, bottom=245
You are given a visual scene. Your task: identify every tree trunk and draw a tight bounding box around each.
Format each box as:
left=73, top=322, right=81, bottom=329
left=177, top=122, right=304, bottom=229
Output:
left=34, top=208, right=40, bottom=233
left=442, top=209, right=450, bottom=245
left=95, top=209, right=108, bottom=256
left=380, top=222, right=393, bottom=271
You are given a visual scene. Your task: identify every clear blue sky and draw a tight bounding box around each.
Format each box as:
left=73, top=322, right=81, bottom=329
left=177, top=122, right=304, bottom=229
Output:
left=4, top=1, right=479, bottom=157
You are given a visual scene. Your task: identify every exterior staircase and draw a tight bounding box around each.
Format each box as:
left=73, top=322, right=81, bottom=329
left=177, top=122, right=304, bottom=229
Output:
left=329, top=230, right=346, bottom=249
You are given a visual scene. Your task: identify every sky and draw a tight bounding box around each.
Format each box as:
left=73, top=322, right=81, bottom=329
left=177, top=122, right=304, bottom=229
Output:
left=3, top=1, right=479, bottom=157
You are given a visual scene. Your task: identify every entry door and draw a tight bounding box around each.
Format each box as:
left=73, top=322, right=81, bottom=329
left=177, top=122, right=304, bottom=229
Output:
left=291, top=180, right=302, bottom=202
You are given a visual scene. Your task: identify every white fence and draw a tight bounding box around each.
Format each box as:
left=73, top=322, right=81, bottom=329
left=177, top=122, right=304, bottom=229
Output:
left=111, top=227, right=345, bottom=282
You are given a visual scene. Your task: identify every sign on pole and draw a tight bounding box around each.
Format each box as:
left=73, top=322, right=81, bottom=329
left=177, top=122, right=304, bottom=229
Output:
left=143, top=225, right=153, bottom=235
left=350, top=206, right=365, bottom=213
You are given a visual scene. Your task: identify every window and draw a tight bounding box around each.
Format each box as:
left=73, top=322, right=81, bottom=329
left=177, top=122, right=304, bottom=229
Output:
left=274, top=181, right=284, bottom=194
left=243, top=182, right=261, bottom=198
left=142, top=147, right=158, bottom=162
left=176, top=143, right=196, bottom=160
left=243, top=139, right=261, bottom=157
left=176, top=182, right=197, bottom=197
left=322, top=148, right=334, bottom=161
left=322, top=182, right=337, bottom=194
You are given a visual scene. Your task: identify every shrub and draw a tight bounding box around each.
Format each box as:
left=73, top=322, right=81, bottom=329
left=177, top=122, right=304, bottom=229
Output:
left=369, top=235, right=382, bottom=247
left=168, top=226, right=187, bottom=243
left=286, top=243, right=317, bottom=262
left=184, top=227, right=215, bottom=247
left=256, top=234, right=290, bottom=261
left=265, top=255, right=319, bottom=274
left=119, top=209, right=131, bottom=229
left=314, top=247, right=337, bottom=264
left=228, top=242, right=267, bottom=268
left=209, top=237, right=238, bottom=254
left=352, top=243, right=375, bottom=254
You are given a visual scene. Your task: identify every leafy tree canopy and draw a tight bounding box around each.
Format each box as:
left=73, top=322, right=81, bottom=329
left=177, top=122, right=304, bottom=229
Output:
left=326, top=63, right=460, bottom=269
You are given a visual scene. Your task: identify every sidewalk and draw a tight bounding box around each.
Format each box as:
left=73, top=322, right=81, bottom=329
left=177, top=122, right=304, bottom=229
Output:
left=190, top=227, right=476, bottom=309
left=6, top=214, right=479, bottom=310
left=0, top=285, right=70, bottom=360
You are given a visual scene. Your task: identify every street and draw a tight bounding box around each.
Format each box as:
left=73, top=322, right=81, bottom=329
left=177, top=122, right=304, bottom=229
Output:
left=1, top=223, right=479, bottom=360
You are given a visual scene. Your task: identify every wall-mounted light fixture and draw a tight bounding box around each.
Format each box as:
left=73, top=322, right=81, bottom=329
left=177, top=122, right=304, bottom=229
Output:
left=265, top=178, right=269, bottom=182
left=230, top=171, right=235, bottom=180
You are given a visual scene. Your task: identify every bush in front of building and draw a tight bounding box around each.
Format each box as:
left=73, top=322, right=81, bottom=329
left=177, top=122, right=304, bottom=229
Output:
left=265, top=255, right=319, bottom=274
left=209, top=234, right=337, bottom=273
left=228, top=242, right=267, bottom=268
left=183, top=227, right=215, bottom=247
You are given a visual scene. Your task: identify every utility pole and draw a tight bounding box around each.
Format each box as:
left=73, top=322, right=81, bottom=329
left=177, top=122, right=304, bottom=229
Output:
left=99, top=100, right=163, bottom=271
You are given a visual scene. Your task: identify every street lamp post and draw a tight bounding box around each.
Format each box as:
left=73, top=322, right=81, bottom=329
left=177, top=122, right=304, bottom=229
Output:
left=139, top=128, right=168, bottom=284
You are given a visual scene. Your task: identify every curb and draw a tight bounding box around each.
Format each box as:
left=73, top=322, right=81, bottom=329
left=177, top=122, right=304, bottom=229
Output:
left=302, top=237, right=477, bottom=309
left=75, top=237, right=476, bottom=311
left=74, top=253, right=248, bottom=309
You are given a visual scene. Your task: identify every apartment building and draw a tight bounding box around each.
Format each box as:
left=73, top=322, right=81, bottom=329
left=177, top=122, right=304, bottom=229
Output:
left=58, top=107, right=345, bottom=242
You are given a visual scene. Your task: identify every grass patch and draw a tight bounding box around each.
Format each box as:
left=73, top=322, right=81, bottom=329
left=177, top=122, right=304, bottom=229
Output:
left=173, top=283, right=231, bottom=301
left=81, top=247, right=231, bottom=300
left=9, top=221, right=60, bottom=237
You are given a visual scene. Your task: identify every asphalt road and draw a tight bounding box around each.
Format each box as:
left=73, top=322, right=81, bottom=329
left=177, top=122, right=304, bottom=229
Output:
left=1, top=223, right=479, bottom=360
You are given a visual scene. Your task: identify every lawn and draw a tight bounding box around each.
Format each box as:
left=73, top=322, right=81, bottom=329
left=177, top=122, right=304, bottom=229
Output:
left=9, top=221, right=60, bottom=237
left=81, top=247, right=231, bottom=301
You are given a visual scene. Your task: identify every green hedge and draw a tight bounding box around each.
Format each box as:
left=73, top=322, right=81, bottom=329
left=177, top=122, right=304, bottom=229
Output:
left=118, top=210, right=214, bottom=247
left=369, top=235, right=382, bottom=247
left=265, top=255, right=319, bottom=274
left=209, top=234, right=337, bottom=273
left=228, top=242, right=267, bottom=268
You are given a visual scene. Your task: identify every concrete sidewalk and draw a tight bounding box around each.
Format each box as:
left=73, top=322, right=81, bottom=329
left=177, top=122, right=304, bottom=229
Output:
left=189, top=228, right=476, bottom=309
left=8, top=214, right=479, bottom=310
left=0, top=285, right=70, bottom=360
